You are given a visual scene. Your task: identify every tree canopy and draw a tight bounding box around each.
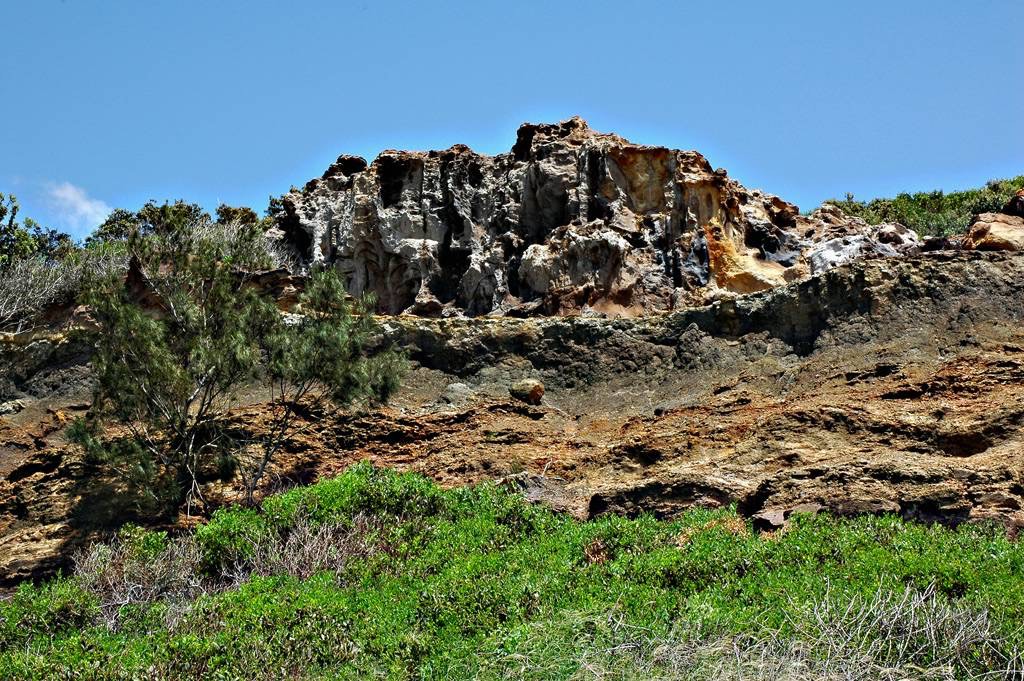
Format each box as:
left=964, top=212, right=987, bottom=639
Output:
left=74, top=212, right=404, bottom=513
left=0, top=193, right=74, bottom=267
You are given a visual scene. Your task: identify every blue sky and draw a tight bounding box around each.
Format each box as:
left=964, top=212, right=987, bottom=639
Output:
left=3, top=1, right=1021, bottom=239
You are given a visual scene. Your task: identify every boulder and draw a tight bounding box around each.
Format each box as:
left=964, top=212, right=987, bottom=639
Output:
left=875, top=223, right=922, bottom=252
left=509, top=378, right=544, bottom=405
left=439, top=382, right=476, bottom=407
left=807, top=235, right=897, bottom=274
left=962, top=213, right=1024, bottom=251
left=751, top=503, right=823, bottom=533
left=922, top=235, right=959, bottom=251
left=0, top=399, right=25, bottom=416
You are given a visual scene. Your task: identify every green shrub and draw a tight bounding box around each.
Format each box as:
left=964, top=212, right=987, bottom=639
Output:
left=194, top=506, right=271, bottom=571
left=0, top=580, right=98, bottom=649
left=826, top=176, right=1024, bottom=236
left=114, top=523, right=169, bottom=560
left=261, top=461, right=444, bottom=528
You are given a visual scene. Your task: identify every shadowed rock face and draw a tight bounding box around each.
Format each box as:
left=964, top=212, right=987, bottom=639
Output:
left=281, top=117, right=821, bottom=316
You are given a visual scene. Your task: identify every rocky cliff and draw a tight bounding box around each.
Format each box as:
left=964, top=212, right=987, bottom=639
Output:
left=3, top=120, right=1023, bottom=586
left=279, top=117, right=919, bottom=316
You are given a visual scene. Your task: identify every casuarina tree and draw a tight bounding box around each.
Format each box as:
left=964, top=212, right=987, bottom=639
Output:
left=74, top=213, right=404, bottom=513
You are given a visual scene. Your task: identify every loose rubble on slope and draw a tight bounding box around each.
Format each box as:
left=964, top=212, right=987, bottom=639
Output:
left=2, top=118, right=1023, bottom=584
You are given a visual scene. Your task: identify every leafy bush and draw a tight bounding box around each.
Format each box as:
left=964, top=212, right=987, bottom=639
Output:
left=259, top=461, right=446, bottom=527
left=1, top=466, right=1022, bottom=679
left=826, top=176, right=1024, bottom=237
left=0, top=580, right=98, bottom=650
left=86, top=200, right=211, bottom=246
left=194, top=506, right=271, bottom=570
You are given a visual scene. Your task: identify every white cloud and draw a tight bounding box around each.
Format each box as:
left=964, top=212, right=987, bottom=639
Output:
left=46, top=182, right=112, bottom=232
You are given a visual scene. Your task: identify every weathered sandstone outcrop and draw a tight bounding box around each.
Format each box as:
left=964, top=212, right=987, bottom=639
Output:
left=794, top=205, right=921, bottom=274
left=962, top=212, right=1024, bottom=251
left=278, top=117, right=916, bottom=316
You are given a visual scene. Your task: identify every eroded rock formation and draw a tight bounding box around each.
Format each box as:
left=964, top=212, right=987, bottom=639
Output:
left=962, top=212, right=1024, bottom=251
left=279, top=117, right=916, bottom=316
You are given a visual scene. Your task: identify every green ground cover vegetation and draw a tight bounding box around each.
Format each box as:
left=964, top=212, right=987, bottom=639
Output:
left=2, top=464, right=1021, bottom=679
